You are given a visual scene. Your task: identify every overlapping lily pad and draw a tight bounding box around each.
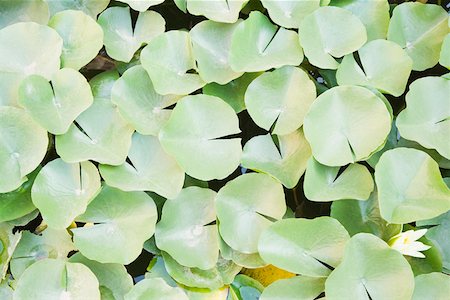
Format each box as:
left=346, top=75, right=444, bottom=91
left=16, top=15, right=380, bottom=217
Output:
left=186, top=0, right=248, bottom=23
left=0, top=0, right=49, bottom=29
left=118, top=0, right=164, bottom=12
left=125, top=277, right=187, bottom=300
left=260, top=276, right=326, bottom=300
left=412, top=272, right=450, bottom=300
left=46, top=0, right=109, bottom=18
left=0, top=223, right=21, bottom=279
left=261, top=0, right=325, bottom=29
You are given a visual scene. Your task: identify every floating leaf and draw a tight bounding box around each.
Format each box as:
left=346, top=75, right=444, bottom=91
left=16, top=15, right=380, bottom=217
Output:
left=425, top=218, right=450, bottom=272
left=89, top=70, right=120, bottom=99
left=440, top=31, right=450, bottom=69
left=0, top=223, right=21, bottom=279
left=216, top=173, right=286, bottom=254
left=229, top=274, right=264, bottom=300
left=325, top=233, right=414, bottom=300
left=186, top=0, right=248, bottom=23
left=117, top=0, right=164, bottom=12
left=141, top=30, right=206, bottom=95
left=244, top=66, right=316, bottom=135
left=46, top=0, right=109, bottom=18
left=303, top=158, right=374, bottom=201
left=219, top=238, right=267, bottom=269
left=125, top=277, right=188, bottom=300
left=375, top=148, right=450, bottom=224
left=0, top=107, right=48, bottom=193
left=396, top=76, right=450, bottom=159
left=242, top=129, right=312, bottom=188
left=72, top=186, right=157, bottom=264
left=258, top=217, right=350, bottom=277
left=298, top=6, right=367, bottom=69
left=229, top=11, right=303, bottom=72
left=159, top=94, right=242, bottom=181
left=303, top=85, right=391, bottom=166
left=260, top=0, right=323, bottom=29
left=31, top=158, right=101, bottom=229
left=18, top=68, right=93, bottom=134
left=156, top=187, right=219, bottom=270
left=14, top=259, right=100, bottom=300
left=387, top=2, right=449, bottom=71
left=98, top=7, right=165, bottom=62
left=412, top=272, right=450, bottom=300
left=0, top=0, right=49, bottom=29
left=260, top=276, right=325, bottom=300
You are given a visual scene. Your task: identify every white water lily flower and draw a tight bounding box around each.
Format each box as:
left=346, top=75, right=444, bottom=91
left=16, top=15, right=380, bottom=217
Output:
left=388, top=229, right=431, bottom=258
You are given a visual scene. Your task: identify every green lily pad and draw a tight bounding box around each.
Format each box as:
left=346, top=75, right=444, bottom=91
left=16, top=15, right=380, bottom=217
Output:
left=229, top=11, right=303, bottom=72
left=186, top=0, right=248, bottom=23
left=117, top=0, right=164, bottom=12
left=159, top=94, right=242, bottom=181
left=325, top=233, right=414, bottom=300
left=219, top=237, right=267, bottom=269
left=303, top=85, right=391, bottom=166
left=0, top=279, right=13, bottom=300
left=100, top=133, right=185, bottom=199
left=72, top=186, right=158, bottom=264
left=216, top=173, right=286, bottom=254
left=440, top=32, right=450, bottom=69
left=260, top=276, right=325, bottom=300
left=156, top=187, right=219, bottom=270
left=244, top=66, right=316, bottom=135
left=18, top=68, right=93, bottom=134
left=14, top=259, right=100, bottom=300
left=69, top=253, right=134, bottom=300
left=375, top=148, right=450, bottom=224
left=298, top=6, right=367, bottom=69
left=260, top=0, right=323, bottom=29
left=0, top=0, right=49, bottom=29
left=31, top=158, right=101, bottom=230
left=111, top=65, right=181, bottom=135
left=241, top=129, right=312, bottom=189
left=396, top=76, right=450, bottom=159
left=425, top=218, right=450, bottom=273
left=89, top=70, right=120, bottom=99
left=387, top=2, right=449, bottom=71
left=125, top=277, right=188, bottom=300
left=141, top=30, right=206, bottom=95
left=47, top=0, right=109, bottom=18
left=48, top=10, right=103, bottom=70
left=412, top=272, right=450, bottom=300
left=190, top=20, right=243, bottom=84
left=258, top=217, right=350, bottom=277
left=0, top=223, right=22, bottom=279
left=98, top=7, right=165, bottom=62
left=303, top=158, right=374, bottom=202
left=0, top=107, right=48, bottom=193
left=10, top=228, right=75, bottom=280
left=336, top=39, right=413, bottom=97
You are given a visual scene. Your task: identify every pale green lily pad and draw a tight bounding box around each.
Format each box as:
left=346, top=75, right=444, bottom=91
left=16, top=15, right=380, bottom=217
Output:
left=396, top=76, right=450, bottom=159
left=425, top=218, right=450, bottom=272
left=14, top=259, right=100, bottom=300
left=72, top=186, right=157, bottom=264
left=0, top=107, right=48, bottom=193
left=190, top=20, right=243, bottom=84
left=412, top=272, right=450, bottom=300
left=6, top=210, right=39, bottom=227
left=244, top=66, right=316, bottom=135
left=111, top=65, right=181, bottom=135
left=0, top=223, right=22, bottom=279
left=141, top=30, right=206, bottom=95
left=187, top=0, right=248, bottom=23
left=10, top=228, right=75, bottom=280
left=31, top=158, right=101, bottom=230
left=162, top=252, right=242, bottom=290
left=0, top=0, right=49, bottom=29
left=258, top=217, right=350, bottom=277
left=330, top=0, right=390, bottom=41
left=219, top=237, right=267, bottom=269
left=229, top=275, right=264, bottom=300
left=98, top=7, right=165, bottom=62
left=440, top=33, right=450, bottom=69
left=156, top=187, right=219, bottom=270
left=55, top=97, right=134, bottom=165
left=325, top=233, right=414, bottom=300
left=375, top=148, right=450, bottom=224
left=216, top=173, right=286, bottom=254
left=100, top=133, right=184, bottom=199
left=303, top=85, right=391, bottom=166
left=387, top=2, right=449, bottom=71
left=260, top=0, right=323, bottom=29
left=159, top=94, right=242, bottom=181
left=69, top=253, right=134, bottom=300
left=117, top=0, right=164, bottom=12
left=125, top=277, right=188, bottom=300
left=18, top=68, right=93, bottom=135
left=89, top=70, right=120, bottom=99
left=336, top=39, right=412, bottom=97
left=46, top=0, right=109, bottom=18
left=260, top=276, right=325, bottom=300
left=48, top=10, right=103, bottom=70
left=298, top=6, right=367, bottom=70
left=0, top=279, right=13, bottom=300
left=241, top=129, right=312, bottom=189
left=303, top=158, right=374, bottom=202
left=229, top=11, right=303, bottom=72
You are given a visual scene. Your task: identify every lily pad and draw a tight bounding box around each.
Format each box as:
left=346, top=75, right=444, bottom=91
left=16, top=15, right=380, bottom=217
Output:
left=186, top=0, right=248, bottom=23
left=0, top=223, right=22, bottom=279
left=31, top=158, right=101, bottom=229
left=219, top=238, right=267, bottom=269
left=229, top=11, right=303, bottom=72
left=216, top=173, right=286, bottom=254
left=125, top=277, right=188, bottom=300
left=303, top=85, right=391, bottom=166
left=325, top=233, right=414, bottom=300
left=89, top=70, right=120, bottom=99
left=258, top=217, right=350, bottom=277
left=440, top=32, right=450, bottom=69
left=0, top=107, right=48, bottom=193
left=425, top=218, right=450, bottom=273
left=244, top=66, right=316, bottom=135
left=375, top=148, right=450, bottom=224
left=159, top=94, right=242, bottom=181
left=98, top=7, right=165, bottom=62
left=298, top=6, right=367, bottom=69
left=260, top=0, right=324, bottom=29
left=117, top=0, right=164, bottom=12
left=260, top=276, right=325, bottom=300
left=46, top=0, right=109, bottom=18
left=0, top=0, right=49, bottom=29
left=18, top=68, right=93, bottom=134
left=412, top=272, right=450, bottom=300
left=72, top=186, right=158, bottom=264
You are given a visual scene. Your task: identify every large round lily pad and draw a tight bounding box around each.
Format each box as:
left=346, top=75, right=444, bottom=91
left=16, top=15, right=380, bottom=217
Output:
left=412, top=272, right=450, bottom=300
left=261, top=0, right=324, bottom=29
left=260, top=276, right=325, bottom=300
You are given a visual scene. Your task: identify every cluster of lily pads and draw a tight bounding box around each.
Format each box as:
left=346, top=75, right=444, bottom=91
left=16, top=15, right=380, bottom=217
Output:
left=0, top=0, right=449, bottom=299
